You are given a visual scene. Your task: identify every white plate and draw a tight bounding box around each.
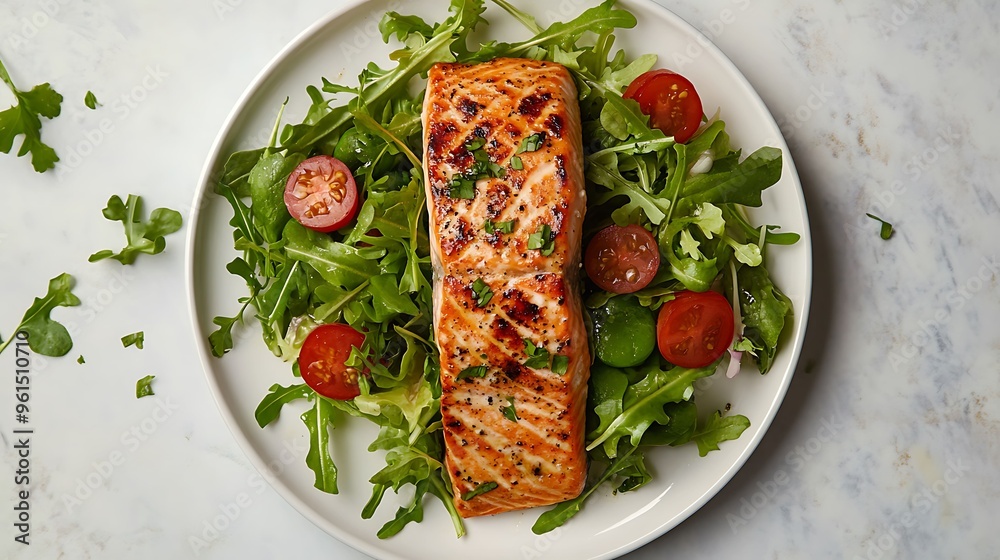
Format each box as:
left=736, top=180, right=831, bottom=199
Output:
left=186, top=1, right=812, bottom=558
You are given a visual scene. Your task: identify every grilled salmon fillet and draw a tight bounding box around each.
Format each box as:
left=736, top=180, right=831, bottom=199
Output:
left=422, top=58, right=590, bottom=518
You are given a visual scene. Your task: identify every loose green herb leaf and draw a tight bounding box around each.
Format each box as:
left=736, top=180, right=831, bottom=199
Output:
left=89, top=194, right=183, bottom=265
left=510, top=155, right=523, bottom=170
left=457, top=365, right=488, bottom=381
left=691, top=411, right=751, bottom=456
left=0, top=57, right=62, bottom=172
left=516, top=132, right=545, bottom=153
left=121, top=331, right=144, bottom=349
left=527, top=224, right=554, bottom=255
left=461, top=481, right=499, bottom=501
left=501, top=397, right=519, bottom=422
left=866, top=213, right=894, bottom=240
left=737, top=265, right=792, bottom=374
left=484, top=219, right=515, bottom=234
left=471, top=278, right=493, bottom=307
left=0, top=273, right=81, bottom=357
left=77, top=355, right=85, bottom=364
left=135, top=375, right=155, bottom=398
left=551, top=355, right=569, bottom=375
left=302, top=396, right=339, bottom=494
left=449, top=178, right=476, bottom=199
left=523, top=338, right=551, bottom=370
left=255, top=383, right=313, bottom=428
left=84, top=91, right=100, bottom=109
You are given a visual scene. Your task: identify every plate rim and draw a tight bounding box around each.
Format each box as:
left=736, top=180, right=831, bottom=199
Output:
left=184, top=0, right=814, bottom=558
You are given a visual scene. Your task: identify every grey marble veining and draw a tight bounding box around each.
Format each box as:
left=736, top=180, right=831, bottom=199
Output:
left=1, top=1, right=997, bottom=559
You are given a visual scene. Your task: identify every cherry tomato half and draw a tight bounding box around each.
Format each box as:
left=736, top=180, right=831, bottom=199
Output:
left=623, top=69, right=704, bottom=144
left=585, top=224, right=660, bottom=294
left=298, top=323, right=366, bottom=400
left=656, top=290, right=735, bottom=368
left=284, top=155, right=359, bottom=232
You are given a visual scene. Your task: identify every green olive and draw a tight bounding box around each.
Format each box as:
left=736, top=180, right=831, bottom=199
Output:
left=591, top=295, right=656, bottom=368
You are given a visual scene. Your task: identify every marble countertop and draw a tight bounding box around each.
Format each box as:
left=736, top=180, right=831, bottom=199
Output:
left=1, top=0, right=997, bottom=558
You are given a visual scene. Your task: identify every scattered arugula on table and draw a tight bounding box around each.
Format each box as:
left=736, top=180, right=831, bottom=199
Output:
left=866, top=213, right=893, bottom=240
left=89, top=194, right=183, bottom=265
left=84, top=91, right=100, bottom=110
left=121, top=331, right=145, bottom=349
left=0, top=56, right=63, bottom=172
left=0, top=273, right=80, bottom=357
left=77, top=355, right=85, bottom=364
left=135, top=375, right=156, bottom=398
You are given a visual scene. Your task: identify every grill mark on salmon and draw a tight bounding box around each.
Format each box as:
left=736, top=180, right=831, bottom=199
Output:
left=423, top=58, right=590, bottom=518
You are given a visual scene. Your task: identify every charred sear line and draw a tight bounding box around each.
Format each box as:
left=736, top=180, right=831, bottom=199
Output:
left=545, top=113, right=564, bottom=138
left=442, top=218, right=474, bottom=256
left=428, top=120, right=459, bottom=157
left=518, top=92, right=553, bottom=119
left=555, top=154, right=567, bottom=184
left=502, top=289, right=542, bottom=324
left=458, top=97, right=484, bottom=120
left=501, top=358, right=526, bottom=380
left=492, top=316, right=521, bottom=347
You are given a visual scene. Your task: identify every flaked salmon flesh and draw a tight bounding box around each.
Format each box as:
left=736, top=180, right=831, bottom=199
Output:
left=422, top=58, right=590, bottom=518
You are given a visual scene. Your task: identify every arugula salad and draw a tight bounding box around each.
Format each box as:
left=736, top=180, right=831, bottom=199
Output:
left=209, top=0, right=796, bottom=539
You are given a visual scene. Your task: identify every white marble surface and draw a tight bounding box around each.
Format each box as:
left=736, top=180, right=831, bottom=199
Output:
left=1, top=0, right=998, bottom=559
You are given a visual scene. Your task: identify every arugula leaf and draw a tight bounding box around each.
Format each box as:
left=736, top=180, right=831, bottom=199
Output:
left=216, top=148, right=266, bottom=197
left=84, top=91, right=100, bottom=110
left=248, top=151, right=305, bottom=243
left=508, top=0, right=637, bottom=54
left=587, top=363, right=716, bottom=457
left=737, top=265, right=792, bottom=374
left=461, top=481, right=499, bottom=501
left=484, top=219, right=515, bottom=234
left=301, top=396, right=339, bottom=494
left=692, top=411, right=751, bottom=456
left=77, top=355, right=85, bottom=364
left=283, top=221, right=379, bottom=289
left=680, top=147, right=783, bottom=208
left=208, top=297, right=253, bottom=358
left=89, top=194, right=183, bottom=265
left=135, top=375, right=155, bottom=398
left=121, top=331, right=144, bottom=349
left=551, top=354, right=569, bottom=375
left=522, top=338, right=551, bottom=370
left=255, top=383, right=313, bottom=428
left=377, top=478, right=430, bottom=539
left=0, top=57, right=62, bottom=172
left=0, top=273, right=81, bottom=357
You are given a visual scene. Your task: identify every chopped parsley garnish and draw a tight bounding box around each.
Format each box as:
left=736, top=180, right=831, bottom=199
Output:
left=551, top=354, right=570, bottom=375
left=461, top=481, right=499, bottom=501
left=517, top=132, right=545, bottom=154
left=471, top=278, right=493, bottom=307
left=135, top=375, right=155, bottom=398
left=466, top=137, right=486, bottom=151
left=484, top=219, right=516, bottom=234
left=527, top=224, right=555, bottom=255
left=449, top=178, right=476, bottom=199
left=865, top=213, right=894, bottom=240
left=457, top=365, right=488, bottom=380
left=523, top=338, right=551, bottom=369
left=510, top=155, right=523, bottom=170
left=121, top=331, right=145, bottom=349
left=500, top=397, right=519, bottom=422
